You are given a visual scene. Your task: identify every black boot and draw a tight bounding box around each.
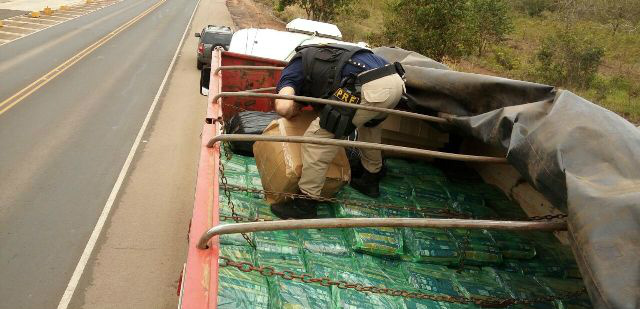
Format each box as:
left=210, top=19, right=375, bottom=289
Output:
left=350, top=169, right=381, bottom=198
left=270, top=197, right=318, bottom=219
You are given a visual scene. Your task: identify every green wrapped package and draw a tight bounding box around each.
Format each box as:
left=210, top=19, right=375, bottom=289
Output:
left=334, top=200, right=379, bottom=218
left=354, top=253, right=410, bottom=288
left=379, top=175, right=413, bottom=199
left=299, top=228, right=350, bottom=256
left=490, top=269, right=555, bottom=308
left=332, top=270, right=405, bottom=309
left=412, top=185, right=451, bottom=218
left=453, top=268, right=511, bottom=302
left=404, top=297, right=473, bottom=309
left=221, top=155, right=248, bottom=173
left=502, top=259, right=567, bottom=278
left=535, top=276, right=592, bottom=309
left=219, top=219, right=254, bottom=246
left=269, top=277, right=332, bottom=309
left=219, top=191, right=256, bottom=218
left=385, top=158, right=418, bottom=176
left=254, top=231, right=306, bottom=273
left=446, top=185, right=497, bottom=219
left=403, top=228, right=460, bottom=265
left=487, top=230, right=537, bottom=260
left=346, top=227, right=404, bottom=257
left=448, top=229, right=503, bottom=266
left=245, top=157, right=260, bottom=174
left=218, top=246, right=269, bottom=309
left=220, top=171, right=247, bottom=188
left=401, top=262, right=463, bottom=298
left=303, top=252, right=355, bottom=278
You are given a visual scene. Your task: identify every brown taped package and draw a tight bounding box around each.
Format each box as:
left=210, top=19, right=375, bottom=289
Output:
left=253, top=111, right=351, bottom=205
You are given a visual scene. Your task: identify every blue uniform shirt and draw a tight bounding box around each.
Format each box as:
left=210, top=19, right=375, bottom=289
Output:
left=276, top=50, right=389, bottom=94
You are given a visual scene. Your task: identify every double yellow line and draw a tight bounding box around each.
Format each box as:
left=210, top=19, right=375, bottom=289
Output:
left=0, top=0, right=167, bottom=116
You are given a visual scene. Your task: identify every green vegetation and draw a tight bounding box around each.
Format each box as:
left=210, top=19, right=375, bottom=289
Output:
left=261, top=0, right=640, bottom=123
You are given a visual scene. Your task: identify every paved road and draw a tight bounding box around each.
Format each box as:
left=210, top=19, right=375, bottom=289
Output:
left=0, top=0, right=200, bottom=308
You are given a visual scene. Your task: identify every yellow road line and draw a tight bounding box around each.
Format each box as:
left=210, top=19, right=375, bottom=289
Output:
left=0, top=0, right=166, bottom=116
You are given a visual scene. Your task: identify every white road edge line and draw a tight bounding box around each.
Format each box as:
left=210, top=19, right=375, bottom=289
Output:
left=55, top=0, right=202, bottom=308
left=0, top=0, right=122, bottom=46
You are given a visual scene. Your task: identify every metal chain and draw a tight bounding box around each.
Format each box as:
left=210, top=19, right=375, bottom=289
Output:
left=528, top=213, right=568, bottom=221
left=216, top=126, right=255, bottom=248
left=222, top=183, right=471, bottom=219
left=456, top=231, right=470, bottom=273
left=219, top=255, right=586, bottom=308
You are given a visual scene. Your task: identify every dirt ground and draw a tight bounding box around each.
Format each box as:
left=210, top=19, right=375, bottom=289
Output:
left=226, top=0, right=285, bottom=30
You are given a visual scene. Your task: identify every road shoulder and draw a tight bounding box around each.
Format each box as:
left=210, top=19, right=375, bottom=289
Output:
left=68, top=0, right=235, bottom=308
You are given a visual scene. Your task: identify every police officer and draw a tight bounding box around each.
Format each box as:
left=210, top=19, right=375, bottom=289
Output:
left=271, top=43, right=405, bottom=219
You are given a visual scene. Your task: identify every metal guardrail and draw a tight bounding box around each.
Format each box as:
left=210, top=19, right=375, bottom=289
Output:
left=197, top=217, right=567, bottom=249
left=208, top=134, right=508, bottom=163
left=212, top=92, right=450, bottom=124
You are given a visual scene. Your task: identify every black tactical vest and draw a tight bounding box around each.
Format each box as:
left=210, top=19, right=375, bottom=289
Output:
left=290, top=44, right=371, bottom=99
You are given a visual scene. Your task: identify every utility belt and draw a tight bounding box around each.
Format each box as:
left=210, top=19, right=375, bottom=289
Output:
left=319, top=62, right=405, bottom=138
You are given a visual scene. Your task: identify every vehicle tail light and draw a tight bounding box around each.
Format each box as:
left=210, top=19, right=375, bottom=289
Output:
left=197, top=43, right=204, bottom=54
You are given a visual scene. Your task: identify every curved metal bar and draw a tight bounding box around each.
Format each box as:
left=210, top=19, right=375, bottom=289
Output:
left=207, top=134, right=508, bottom=163
left=197, top=218, right=566, bottom=249
left=213, top=65, right=284, bottom=75
left=211, top=92, right=449, bottom=124
left=244, top=86, right=277, bottom=93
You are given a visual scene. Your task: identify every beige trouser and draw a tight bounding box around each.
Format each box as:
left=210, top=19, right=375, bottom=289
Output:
left=299, top=73, right=405, bottom=196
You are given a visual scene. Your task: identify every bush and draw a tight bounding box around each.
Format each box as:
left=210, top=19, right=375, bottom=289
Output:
left=381, top=0, right=472, bottom=61
left=512, top=0, right=554, bottom=17
left=493, top=46, right=520, bottom=71
left=468, top=0, right=513, bottom=56
left=532, top=30, right=605, bottom=89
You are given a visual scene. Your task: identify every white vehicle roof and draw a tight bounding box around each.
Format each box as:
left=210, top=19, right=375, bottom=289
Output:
left=285, top=18, right=342, bottom=40
left=229, top=28, right=367, bottom=62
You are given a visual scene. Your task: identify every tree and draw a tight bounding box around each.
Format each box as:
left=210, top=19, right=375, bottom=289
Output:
left=381, top=0, right=472, bottom=61
left=590, top=0, right=640, bottom=34
left=533, top=30, right=605, bottom=89
left=467, top=0, right=513, bottom=56
left=277, top=0, right=355, bottom=22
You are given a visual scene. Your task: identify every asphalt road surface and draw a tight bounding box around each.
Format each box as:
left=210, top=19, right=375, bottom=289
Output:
left=0, top=0, right=223, bottom=307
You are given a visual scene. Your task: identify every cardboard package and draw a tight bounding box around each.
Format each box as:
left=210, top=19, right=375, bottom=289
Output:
left=380, top=115, right=449, bottom=152
left=253, top=111, right=351, bottom=205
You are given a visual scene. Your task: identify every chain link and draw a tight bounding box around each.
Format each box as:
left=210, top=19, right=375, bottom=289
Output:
left=219, top=255, right=586, bottom=308
left=456, top=232, right=470, bottom=273
left=216, top=123, right=255, bottom=248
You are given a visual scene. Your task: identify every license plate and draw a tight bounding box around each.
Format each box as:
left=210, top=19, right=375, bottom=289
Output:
left=333, top=88, right=360, bottom=104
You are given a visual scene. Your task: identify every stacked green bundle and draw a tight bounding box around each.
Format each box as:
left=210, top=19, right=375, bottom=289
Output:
left=449, top=229, right=503, bottom=266
left=218, top=192, right=258, bottom=246
left=401, top=262, right=463, bottom=299
left=254, top=231, right=307, bottom=274
left=355, top=253, right=410, bottom=288
left=402, top=228, right=460, bottom=265
left=446, top=184, right=497, bottom=219
left=404, top=298, right=473, bottom=309
left=535, top=276, right=592, bottom=309
left=453, top=268, right=512, bottom=302
left=218, top=246, right=269, bottom=309
left=379, top=174, right=414, bottom=199
left=332, top=270, right=405, bottom=309
left=346, top=226, right=404, bottom=257
left=486, top=230, right=537, bottom=260
left=304, top=252, right=355, bottom=278
left=334, top=187, right=379, bottom=218
left=412, top=185, right=451, bottom=218
left=299, top=228, right=350, bottom=257
left=269, top=277, right=332, bottom=309
left=490, top=269, right=556, bottom=309
left=221, top=155, right=248, bottom=173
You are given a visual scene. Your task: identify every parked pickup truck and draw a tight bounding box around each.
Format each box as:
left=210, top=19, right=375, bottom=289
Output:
left=195, top=25, right=232, bottom=70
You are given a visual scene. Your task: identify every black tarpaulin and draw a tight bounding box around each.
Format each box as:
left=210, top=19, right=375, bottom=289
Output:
left=375, top=47, right=640, bottom=309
